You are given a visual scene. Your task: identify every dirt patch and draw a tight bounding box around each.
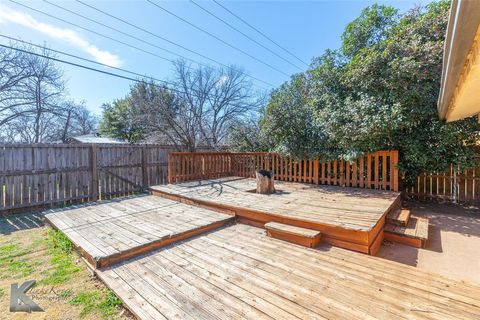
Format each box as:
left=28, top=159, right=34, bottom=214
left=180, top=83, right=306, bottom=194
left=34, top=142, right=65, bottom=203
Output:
left=0, top=213, right=134, bottom=320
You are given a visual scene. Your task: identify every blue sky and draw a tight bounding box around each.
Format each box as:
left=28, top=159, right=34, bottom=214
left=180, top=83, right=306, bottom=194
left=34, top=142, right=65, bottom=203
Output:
left=0, top=0, right=433, bottom=115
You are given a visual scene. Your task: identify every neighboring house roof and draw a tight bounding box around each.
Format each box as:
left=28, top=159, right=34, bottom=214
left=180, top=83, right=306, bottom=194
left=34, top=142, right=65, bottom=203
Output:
left=438, top=0, right=480, bottom=122
left=70, top=133, right=127, bottom=144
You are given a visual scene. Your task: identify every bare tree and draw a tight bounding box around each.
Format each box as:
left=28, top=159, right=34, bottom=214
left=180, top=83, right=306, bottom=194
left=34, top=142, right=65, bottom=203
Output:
left=173, top=60, right=261, bottom=149
left=0, top=44, right=97, bottom=143
left=24, top=47, right=65, bottom=143
left=0, top=45, right=34, bottom=127
left=51, top=101, right=98, bottom=143
left=127, top=61, right=261, bottom=150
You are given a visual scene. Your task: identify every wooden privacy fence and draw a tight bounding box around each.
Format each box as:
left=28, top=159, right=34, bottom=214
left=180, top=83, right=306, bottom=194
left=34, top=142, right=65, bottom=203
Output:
left=168, top=150, right=400, bottom=192
left=0, top=144, right=174, bottom=213
left=405, top=164, right=480, bottom=203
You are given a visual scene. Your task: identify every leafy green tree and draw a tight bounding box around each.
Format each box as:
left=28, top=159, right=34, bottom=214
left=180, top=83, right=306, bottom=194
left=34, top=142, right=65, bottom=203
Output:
left=260, top=0, right=480, bottom=183
left=227, top=116, right=270, bottom=152
left=99, top=81, right=176, bottom=144
left=99, top=97, right=144, bottom=143
left=341, top=4, right=399, bottom=58
left=262, top=73, right=328, bottom=158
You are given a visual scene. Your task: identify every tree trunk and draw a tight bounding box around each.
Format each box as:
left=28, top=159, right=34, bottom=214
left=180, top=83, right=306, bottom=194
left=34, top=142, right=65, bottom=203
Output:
left=256, top=170, right=275, bottom=194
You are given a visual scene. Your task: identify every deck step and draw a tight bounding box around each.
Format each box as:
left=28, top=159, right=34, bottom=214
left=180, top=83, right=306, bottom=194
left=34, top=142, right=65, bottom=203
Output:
left=384, top=216, right=429, bottom=248
left=265, top=222, right=322, bottom=248
left=387, top=208, right=411, bottom=227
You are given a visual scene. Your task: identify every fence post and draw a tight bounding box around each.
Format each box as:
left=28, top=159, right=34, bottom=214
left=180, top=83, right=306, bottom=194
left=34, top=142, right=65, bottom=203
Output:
left=167, top=154, right=173, bottom=184
left=453, top=164, right=458, bottom=204
left=90, top=144, right=98, bottom=201
left=141, top=147, right=148, bottom=188
left=393, top=150, right=399, bottom=192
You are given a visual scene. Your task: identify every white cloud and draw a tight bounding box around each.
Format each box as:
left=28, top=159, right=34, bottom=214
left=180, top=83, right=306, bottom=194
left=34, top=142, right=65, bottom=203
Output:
left=0, top=4, right=123, bottom=67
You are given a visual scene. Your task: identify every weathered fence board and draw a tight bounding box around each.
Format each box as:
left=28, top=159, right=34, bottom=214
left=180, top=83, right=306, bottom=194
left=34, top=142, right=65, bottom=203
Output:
left=0, top=144, right=174, bottom=213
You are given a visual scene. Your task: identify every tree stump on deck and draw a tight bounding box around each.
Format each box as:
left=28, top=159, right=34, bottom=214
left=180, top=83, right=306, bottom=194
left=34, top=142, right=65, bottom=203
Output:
left=256, top=170, right=275, bottom=194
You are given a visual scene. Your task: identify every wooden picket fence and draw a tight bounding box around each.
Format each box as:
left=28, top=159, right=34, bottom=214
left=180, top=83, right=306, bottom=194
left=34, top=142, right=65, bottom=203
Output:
left=405, top=164, right=480, bottom=203
left=168, top=150, right=400, bottom=192
left=0, top=144, right=175, bottom=213
left=167, top=152, right=234, bottom=183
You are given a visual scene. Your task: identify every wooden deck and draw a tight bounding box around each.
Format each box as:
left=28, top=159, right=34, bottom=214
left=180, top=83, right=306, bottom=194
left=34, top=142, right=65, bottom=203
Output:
left=44, top=195, right=234, bottom=268
left=97, top=224, right=480, bottom=320
left=150, top=177, right=401, bottom=254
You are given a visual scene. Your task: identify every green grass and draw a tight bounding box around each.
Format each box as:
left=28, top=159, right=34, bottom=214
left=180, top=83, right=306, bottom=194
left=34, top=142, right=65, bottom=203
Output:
left=38, top=229, right=80, bottom=285
left=0, top=222, right=126, bottom=319
left=70, top=290, right=122, bottom=319
left=0, top=243, right=38, bottom=279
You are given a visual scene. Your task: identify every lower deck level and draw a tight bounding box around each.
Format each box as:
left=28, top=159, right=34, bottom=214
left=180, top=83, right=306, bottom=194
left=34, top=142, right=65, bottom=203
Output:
left=97, top=224, right=480, bottom=320
left=45, top=195, right=234, bottom=268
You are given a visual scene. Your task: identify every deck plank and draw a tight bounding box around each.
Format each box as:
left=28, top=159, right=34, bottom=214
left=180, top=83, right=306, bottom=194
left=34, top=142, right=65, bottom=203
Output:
left=96, top=224, right=480, bottom=320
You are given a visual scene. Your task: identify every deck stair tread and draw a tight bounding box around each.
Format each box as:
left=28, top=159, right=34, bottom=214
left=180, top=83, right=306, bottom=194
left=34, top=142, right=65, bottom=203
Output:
left=385, top=216, right=428, bottom=240
left=265, top=222, right=322, bottom=248
left=265, top=222, right=321, bottom=238
left=384, top=216, right=429, bottom=248
left=386, top=208, right=411, bottom=227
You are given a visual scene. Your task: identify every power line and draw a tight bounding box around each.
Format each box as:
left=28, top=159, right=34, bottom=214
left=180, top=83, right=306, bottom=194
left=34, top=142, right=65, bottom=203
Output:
left=189, top=0, right=303, bottom=71
left=9, top=1, right=170, bottom=64
left=212, top=0, right=309, bottom=67
left=0, top=34, right=176, bottom=89
left=8, top=0, right=274, bottom=89
left=0, top=34, right=266, bottom=96
left=42, top=0, right=273, bottom=89
left=0, top=42, right=257, bottom=100
left=146, top=0, right=291, bottom=77
left=0, top=43, right=182, bottom=92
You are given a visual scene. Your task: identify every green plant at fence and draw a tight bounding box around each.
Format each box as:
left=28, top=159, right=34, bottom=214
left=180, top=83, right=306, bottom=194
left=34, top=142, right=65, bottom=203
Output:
left=243, top=0, right=480, bottom=184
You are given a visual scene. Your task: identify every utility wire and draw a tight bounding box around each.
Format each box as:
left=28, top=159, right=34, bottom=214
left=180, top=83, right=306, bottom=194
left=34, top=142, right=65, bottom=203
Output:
left=189, top=0, right=302, bottom=71
left=146, top=0, right=291, bottom=77
left=0, top=43, right=182, bottom=92
left=0, top=34, right=176, bottom=89
left=0, top=42, right=252, bottom=99
left=42, top=0, right=272, bottom=89
left=1, top=36, right=270, bottom=100
left=9, top=1, right=171, bottom=64
left=8, top=0, right=274, bottom=89
left=212, top=0, right=308, bottom=67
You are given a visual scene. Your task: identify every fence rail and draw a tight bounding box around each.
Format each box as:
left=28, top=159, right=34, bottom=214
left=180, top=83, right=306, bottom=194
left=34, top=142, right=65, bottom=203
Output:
left=168, top=150, right=400, bottom=192
left=0, top=144, right=173, bottom=213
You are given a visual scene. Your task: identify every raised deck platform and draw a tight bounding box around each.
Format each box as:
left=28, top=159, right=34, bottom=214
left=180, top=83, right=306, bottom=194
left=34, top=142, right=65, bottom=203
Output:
left=45, top=195, right=234, bottom=268
left=150, top=177, right=401, bottom=255
left=97, top=224, right=480, bottom=320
